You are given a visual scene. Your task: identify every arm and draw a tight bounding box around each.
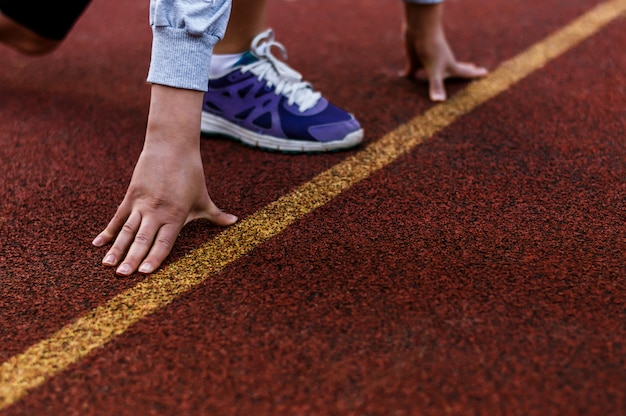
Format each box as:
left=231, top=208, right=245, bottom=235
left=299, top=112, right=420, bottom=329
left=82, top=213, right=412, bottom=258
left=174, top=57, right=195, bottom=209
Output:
left=92, top=85, right=237, bottom=276
left=402, top=0, right=488, bottom=101
left=92, top=0, right=237, bottom=276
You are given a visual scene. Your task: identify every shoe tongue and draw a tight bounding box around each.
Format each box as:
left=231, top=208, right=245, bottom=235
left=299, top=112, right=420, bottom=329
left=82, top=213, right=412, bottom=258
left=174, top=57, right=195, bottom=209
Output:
left=234, top=51, right=259, bottom=66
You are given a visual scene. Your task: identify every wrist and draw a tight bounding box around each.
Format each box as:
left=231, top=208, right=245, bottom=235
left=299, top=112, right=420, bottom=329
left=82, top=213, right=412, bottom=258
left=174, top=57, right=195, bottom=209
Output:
left=404, top=2, right=444, bottom=38
left=144, top=84, right=203, bottom=152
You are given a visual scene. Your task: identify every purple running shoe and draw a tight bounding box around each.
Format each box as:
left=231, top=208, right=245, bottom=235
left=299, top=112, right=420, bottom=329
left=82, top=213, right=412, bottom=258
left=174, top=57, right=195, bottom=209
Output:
left=201, top=29, right=363, bottom=153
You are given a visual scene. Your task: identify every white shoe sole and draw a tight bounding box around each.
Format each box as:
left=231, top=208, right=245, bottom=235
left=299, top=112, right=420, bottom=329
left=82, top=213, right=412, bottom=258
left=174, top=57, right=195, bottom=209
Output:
left=201, top=111, right=363, bottom=153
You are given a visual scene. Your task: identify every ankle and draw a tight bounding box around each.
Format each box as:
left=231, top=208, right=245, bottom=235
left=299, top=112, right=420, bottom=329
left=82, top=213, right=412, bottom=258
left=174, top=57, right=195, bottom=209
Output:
left=210, top=52, right=245, bottom=77
left=214, top=38, right=254, bottom=55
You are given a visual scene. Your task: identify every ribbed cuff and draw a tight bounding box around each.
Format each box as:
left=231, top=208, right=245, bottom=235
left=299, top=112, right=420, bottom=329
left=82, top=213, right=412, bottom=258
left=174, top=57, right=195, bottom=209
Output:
left=147, top=26, right=220, bottom=92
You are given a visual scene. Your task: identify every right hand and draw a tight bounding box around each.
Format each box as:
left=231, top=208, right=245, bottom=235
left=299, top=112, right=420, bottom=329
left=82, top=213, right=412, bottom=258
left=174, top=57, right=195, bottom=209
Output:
left=92, top=84, right=238, bottom=276
left=92, top=144, right=237, bottom=276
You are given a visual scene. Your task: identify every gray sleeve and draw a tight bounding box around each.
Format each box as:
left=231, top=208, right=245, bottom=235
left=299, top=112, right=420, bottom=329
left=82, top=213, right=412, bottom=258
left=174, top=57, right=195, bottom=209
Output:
left=147, top=0, right=232, bottom=91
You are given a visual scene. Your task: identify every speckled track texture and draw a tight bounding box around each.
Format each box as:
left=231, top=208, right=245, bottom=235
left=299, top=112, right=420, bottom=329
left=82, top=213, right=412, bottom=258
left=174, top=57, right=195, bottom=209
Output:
left=1, top=0, right=625, bottom=414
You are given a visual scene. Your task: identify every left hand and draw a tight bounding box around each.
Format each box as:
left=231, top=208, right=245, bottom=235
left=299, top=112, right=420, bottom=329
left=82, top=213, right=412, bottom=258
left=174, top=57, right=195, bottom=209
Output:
left=403, top=3, right=488, bottom=101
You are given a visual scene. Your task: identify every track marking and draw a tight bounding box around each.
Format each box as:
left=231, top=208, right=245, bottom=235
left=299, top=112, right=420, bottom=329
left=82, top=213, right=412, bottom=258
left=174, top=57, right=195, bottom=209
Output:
left=1, top=0, right=624, bottom=409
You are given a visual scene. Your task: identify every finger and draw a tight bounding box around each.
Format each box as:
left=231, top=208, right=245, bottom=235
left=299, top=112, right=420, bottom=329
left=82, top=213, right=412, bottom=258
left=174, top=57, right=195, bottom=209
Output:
left=185, top=192, right=238, bottom=226
left=186, top=201, right=238, bottom=227
left=137, top=208, right=238, bottom=275
left=92, top=202, right=132, bottom=247
left=137, top=223, right=182, bottom=274
left=428, top=75, right=447, bottom=102
left=449, top=62, right=489, bottom=80
left=207, top=209, right=238, bottom=227
left=101, top=211, right=142, bottom=267
left=115, top=219, right=161, bottom=276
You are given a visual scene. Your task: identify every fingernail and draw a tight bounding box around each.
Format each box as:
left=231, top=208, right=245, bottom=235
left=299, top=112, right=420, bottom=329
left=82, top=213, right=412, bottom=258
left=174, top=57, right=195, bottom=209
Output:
left=92, top=236, right=103, bottom=246
left=431, top=93, right=446, bottom=102
left=103, top=254, right=116, bottom=266
left=117, top=263, right=132, bottom=275
left=138, top=263, right=152, bottom=274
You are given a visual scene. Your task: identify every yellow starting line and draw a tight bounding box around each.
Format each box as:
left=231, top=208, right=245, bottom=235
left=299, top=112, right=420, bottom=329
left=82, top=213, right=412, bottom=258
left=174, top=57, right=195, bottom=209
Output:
left=1, top=0, right=625, bottom=409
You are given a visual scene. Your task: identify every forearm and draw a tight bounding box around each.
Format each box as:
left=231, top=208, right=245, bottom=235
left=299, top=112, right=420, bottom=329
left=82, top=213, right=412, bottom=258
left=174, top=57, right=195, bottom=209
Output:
left=144, top=84, right=203, bottom=154
left=404, top=1, right=444, bottom=39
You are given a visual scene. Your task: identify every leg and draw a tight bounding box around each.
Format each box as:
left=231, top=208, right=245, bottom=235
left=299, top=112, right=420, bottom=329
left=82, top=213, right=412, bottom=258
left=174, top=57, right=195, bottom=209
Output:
left=214, top=0, right=268, bottom=54
left=0, top=11, right=59, bottom=55
left=203, top=0, right=363, bottom=153
left=0, top=0, right=90, bottom=55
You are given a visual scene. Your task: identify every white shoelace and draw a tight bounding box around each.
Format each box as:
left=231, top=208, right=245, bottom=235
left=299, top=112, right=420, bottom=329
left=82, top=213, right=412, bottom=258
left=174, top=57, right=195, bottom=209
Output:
left=240, top=29, right=322, bottom=113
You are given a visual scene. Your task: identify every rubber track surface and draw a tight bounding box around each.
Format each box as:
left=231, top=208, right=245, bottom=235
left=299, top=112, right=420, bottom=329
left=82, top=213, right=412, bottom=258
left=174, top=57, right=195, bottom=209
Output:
left=1, top=0, right=625, bottom=414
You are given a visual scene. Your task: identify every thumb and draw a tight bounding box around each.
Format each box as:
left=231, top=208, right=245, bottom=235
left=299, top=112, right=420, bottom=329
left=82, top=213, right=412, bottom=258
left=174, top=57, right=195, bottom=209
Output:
left=186, top=199, right=238, bottom=227
left=208, top=209, right=239, bottom=227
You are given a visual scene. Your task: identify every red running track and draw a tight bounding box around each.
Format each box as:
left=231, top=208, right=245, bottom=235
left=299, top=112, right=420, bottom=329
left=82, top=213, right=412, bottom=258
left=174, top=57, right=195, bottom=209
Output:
left=1, top=0, right=625, bottom=414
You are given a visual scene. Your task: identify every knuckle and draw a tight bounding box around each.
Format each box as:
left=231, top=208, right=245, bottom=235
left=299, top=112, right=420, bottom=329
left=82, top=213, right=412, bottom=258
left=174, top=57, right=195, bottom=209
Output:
left=122, top=222, right=137, bottom=233
left=156, top=237, right=173, bottom=250
left=145, top=196, right=169, bottom=211
left=134, top=233, right=151, bottom=244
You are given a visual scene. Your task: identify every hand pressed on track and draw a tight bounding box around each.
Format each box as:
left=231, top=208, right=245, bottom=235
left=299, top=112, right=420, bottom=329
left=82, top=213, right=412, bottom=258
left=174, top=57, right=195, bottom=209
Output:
left=92, top=85, right=237, bottom=276
left=403, top=2, right=488, bottom=102
left=92, top=147, right=237, bottom=276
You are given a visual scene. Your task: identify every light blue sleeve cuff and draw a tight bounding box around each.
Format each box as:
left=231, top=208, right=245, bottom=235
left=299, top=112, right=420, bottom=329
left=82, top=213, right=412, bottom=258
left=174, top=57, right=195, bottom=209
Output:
left=147, top=26, right=219, bottom=91
left=146, top=0, right=231, bottom=91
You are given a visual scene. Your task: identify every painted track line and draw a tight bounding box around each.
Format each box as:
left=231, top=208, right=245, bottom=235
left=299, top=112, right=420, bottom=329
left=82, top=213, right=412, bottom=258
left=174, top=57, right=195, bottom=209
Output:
left=2, top=0, right=625, bottom=409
